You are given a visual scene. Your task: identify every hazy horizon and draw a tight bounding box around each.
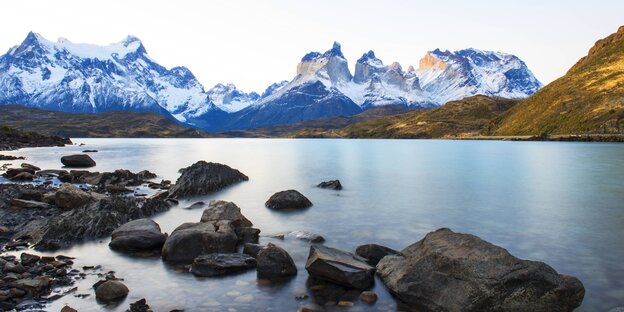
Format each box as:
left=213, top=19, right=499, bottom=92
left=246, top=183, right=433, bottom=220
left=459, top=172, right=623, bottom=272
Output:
left=2, top=0, right=623, bottom=93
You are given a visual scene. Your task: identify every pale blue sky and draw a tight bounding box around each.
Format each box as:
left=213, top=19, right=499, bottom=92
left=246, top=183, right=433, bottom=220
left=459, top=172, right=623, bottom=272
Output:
left=1, top=0, right=622, bottom=92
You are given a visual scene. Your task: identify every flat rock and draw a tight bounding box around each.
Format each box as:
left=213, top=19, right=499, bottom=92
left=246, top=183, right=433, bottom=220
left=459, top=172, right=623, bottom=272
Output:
left=190, top=253, right=257, bottom=277
left=257, top=243, right=297, bottom=279
left=161, top=222, right=238, bottom=263
left=169, top=161, right=248, bottom=198
left=305, top=245, right=374, bottom=289
left=265, top=190, right=312, bottom=210
left=95, top=280, right=129, bottom=302
left=109, top=218, right=167, bottom=252
left=355, top=243, right=398, bottom=265
left=376, top=228, right=585, bottom=312
left=61, top=154, right=96, bottom=168
left=317, top=180, right=342, bottom=190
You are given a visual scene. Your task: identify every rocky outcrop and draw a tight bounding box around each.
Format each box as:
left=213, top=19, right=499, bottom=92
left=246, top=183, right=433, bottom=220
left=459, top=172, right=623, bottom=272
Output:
left=190, top=253, right=257, bottom=277
left=161, top=221, right=238, bottom=263
left=317, top=180, right=342, bottom=190
left=0, top=125, right=71, bottom=151
left=109, top=218, right=167, bottom=252
left=95, top=280, right=129, bottom=302
left=355, top=244, right=397, bottom=265
left=256, top=243, right=297, bottom=279
left=169, top=161, right=248, bottom=198
left=60, top=154, right=96, bottom=168
left=265, top=190, right=312, bottom=210
left=376, top=228, right=585, bottom=312
left=305, top=245, right=375, bottom=289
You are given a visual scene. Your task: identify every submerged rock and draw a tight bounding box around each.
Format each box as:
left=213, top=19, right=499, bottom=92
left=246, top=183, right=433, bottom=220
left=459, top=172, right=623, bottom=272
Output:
left=169, top=161, right=248, bottom=199
left=109, top=218, right=167, bottom=252
left=355, top=244, right=398, bottom=265
left=305, top=245, right=375, bottom=289
left=317, top=180, right=342, bottom=190
left=256, top=243, right=297, bottom=279
left=95, top=280, right=129, bottom=302
left=190, top=253, right=257, bottom=277
left=161, top=222, right=238, bottom=263
left=60, top=154, right=96, bottom=168
left=376, top=228, right=585, bottom=312
left=265, top=190, right=312, bottom=210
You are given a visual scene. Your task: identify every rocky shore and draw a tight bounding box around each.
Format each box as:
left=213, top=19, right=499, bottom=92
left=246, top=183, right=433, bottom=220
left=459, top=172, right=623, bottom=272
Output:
left=0, top=150, right=587, bottom=311
left=0, top=125, right=71, bottom=151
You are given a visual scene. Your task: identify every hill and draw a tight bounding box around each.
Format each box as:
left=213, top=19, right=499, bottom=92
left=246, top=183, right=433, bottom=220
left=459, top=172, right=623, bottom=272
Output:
left=489, top=26, right=624, bottom=135
left=0, top=105, right=212, bottom=138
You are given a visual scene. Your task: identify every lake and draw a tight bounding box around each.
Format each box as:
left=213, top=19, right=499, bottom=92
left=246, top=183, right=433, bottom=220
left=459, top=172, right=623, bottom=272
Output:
left=2, top=138, right=624, bottom=311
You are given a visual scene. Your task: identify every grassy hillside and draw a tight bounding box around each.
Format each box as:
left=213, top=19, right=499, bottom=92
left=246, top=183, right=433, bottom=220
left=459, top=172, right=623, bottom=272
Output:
left=0, top=105, right=213, bottom=138
left=489, top=26, right=624, bottom=135
left=288, top=95, right=517, bottom=138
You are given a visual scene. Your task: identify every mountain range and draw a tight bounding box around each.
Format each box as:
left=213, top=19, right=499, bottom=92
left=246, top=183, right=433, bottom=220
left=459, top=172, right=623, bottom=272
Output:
left=0, top=32, right=542, bottom=131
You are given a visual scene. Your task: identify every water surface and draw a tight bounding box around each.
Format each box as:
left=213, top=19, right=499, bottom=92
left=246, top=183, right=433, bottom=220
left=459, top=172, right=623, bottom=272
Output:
left=2, top=139, right=623, bottom=311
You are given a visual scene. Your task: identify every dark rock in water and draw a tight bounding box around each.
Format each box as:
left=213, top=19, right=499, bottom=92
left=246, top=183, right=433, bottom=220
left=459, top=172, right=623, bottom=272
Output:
left=283, top=230, right=325, bottom=243
left=305, top=245, right=374, bottom=289
left=242, top=243, right=265, bottom=258
left=20, top=253, right=41, bottom=266
left=257, top=243, right=297, bottom=279
left=355, top=244, right=398, bottom=265
left=95, top=280, right=129, bottom=302
left=60, top=306, right=77, bottom=312
left=169, top=161, right=248, bottom=199
left=61, top=154, right=96, bottom=168
left=0, top=154, right=24, bottom=161
left=13, top=276, right=51, bottom=296
left=20, top=163, right=41, bottom=171
left=265, top=190, right=312, bottom=210
left=3, top=167, right=35, bottom=180
left=127, top=298, right=151, bottom=312
left=190, top=253, right=257, bottom=277
left=10, top=172, right=34, bottom=181
left=148, top=180, right=171, bottom=190
left=14, top=196, right=171, bottom=251
left=200, top=200, right=253, bottom=228
left=161, top=221, right=238, bottom=263
left=376, top=228, right=585, bottom=312
left=184, top=201, right=207, bottom=210
left=81, top=150, right=98, bottom=153
left=54, top=184, right=96, bottom=209
left=317, top=180, right=342, bottom=190
left=359, top=291, right=378, bottom=304
left=109, top=219, right=167, bottom=252
left=236, top=227, right=260, bottom=244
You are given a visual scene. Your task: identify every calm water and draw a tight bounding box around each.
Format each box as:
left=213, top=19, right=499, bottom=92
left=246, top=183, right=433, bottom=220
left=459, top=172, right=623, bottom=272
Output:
left=2, top=139, right=624, bottom=312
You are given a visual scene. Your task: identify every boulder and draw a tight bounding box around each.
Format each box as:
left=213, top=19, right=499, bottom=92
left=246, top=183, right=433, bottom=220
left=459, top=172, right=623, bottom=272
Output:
left=355, top=244, right=398, bottom=265
left=200, top=200, right=252, bottom=228
left=317, top=180, right=342, bottom=190
left=305, top=245, right=374, bottom=289
left=236, top=227, right=260, bottom=244
left=54, top=183, right=95, bottom=209
left=256, top=243, right=297, bottom=279
left=190, top=253, right=257, bottom=277
left=161, top=222, right=238, bottom=263
left=376, top=228, right=585, bottom=312
left=242, top=243, right=265, bottom=258
left=10, top=172, right=34, bottom=181
left=169, top=161, right=248, bottom=198
left=13, top=277, right=51, bottom=296
left=61, top=154, right=96, bottom=168
left=20, top=253, right=41, bottom=266
left=109, top=219, right=167, bottom=252
left=20, top=163, right=41, bottom=171
left=265, top=190, right=312, bottom=210
left=95, top=280, right=129, bottom=302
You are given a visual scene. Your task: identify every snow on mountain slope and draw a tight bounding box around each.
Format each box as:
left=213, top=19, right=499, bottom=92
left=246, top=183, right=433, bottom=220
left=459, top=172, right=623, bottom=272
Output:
left=207, top=83, right=259, bottom=113
left=0, top=32, right=224, bottom=127
left=415, top=48, right=543, bottom=104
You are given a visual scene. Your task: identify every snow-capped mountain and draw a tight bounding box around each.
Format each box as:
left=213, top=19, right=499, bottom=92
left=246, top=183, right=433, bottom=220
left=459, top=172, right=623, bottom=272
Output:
left=416, top=48, right=543, bottom=104
left=0, top=32, right=226, bottom=129
left=207, top=83, right=259, bottom=113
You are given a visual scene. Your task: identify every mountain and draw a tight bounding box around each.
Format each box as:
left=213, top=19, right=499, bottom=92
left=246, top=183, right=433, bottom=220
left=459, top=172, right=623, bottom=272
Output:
left=207, top=83, right=259, bottom=113
left=287, top=95, right=518, bottom=138
left=489, top=26, right=624, bottom=135
left=0, top=105, right=212, bottom=138
left=0, top=32, right=227, bottom=129
left=416, top=49, right=543, bottom=104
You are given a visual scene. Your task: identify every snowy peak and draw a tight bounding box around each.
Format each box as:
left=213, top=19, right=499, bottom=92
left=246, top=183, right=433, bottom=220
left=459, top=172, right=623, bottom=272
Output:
left=295, top=41, right=352, bottom=85
left=207, top=83, right=259, bottom=113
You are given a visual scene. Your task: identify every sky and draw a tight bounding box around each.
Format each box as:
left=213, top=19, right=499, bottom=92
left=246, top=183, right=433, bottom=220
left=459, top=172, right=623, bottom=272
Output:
left=1, top=0, right=623, bottom=93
